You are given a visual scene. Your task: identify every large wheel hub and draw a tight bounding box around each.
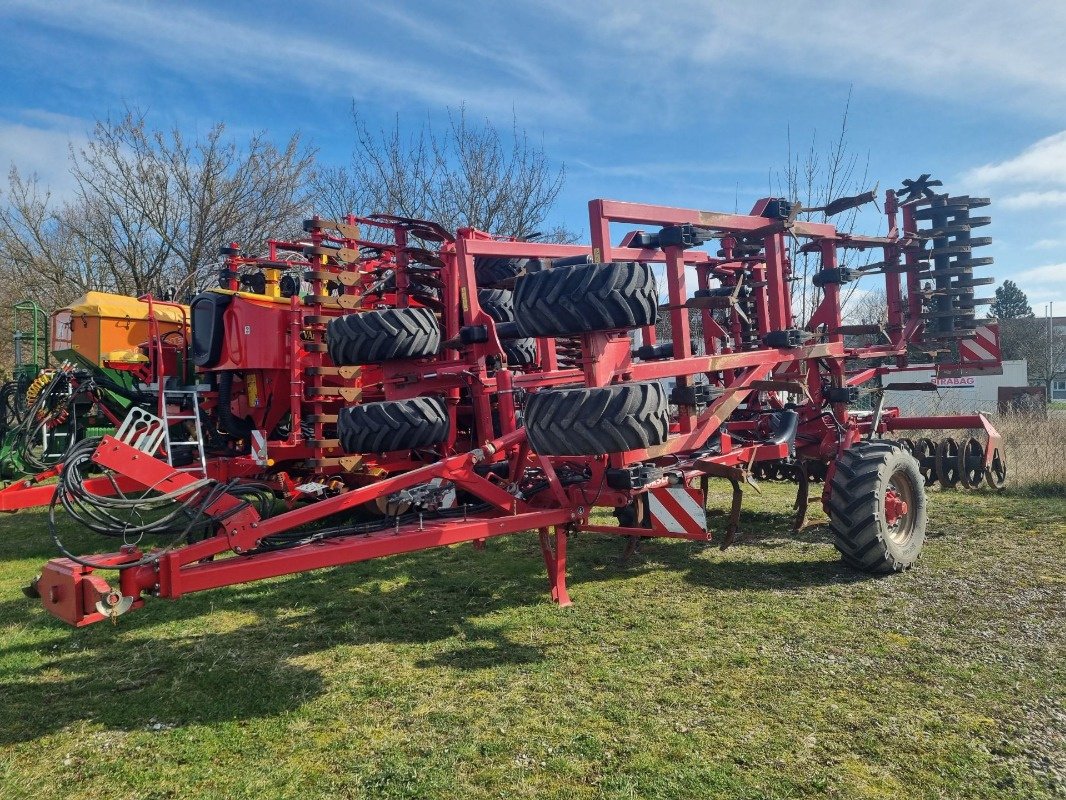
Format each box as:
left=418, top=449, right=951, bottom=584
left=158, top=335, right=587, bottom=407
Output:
left=884, top=488, right=909, bottom=526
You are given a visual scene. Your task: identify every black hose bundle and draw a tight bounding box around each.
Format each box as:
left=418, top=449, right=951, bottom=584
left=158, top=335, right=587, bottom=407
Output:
left=49, top=437, right=275, bottom=571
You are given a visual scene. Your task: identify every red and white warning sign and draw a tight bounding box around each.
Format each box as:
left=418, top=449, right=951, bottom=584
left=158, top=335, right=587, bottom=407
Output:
left=958, top=323, right=1001, bottom=364
left=647, top=484, right=708, bottom=537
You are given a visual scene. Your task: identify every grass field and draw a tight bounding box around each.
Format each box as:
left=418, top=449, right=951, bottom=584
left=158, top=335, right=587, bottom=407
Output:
left=0, top=482, right=1063, bottom=799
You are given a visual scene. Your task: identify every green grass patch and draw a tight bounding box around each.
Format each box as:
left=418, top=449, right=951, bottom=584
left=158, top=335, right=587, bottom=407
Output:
left=0, top=483, right=1063, bottom=798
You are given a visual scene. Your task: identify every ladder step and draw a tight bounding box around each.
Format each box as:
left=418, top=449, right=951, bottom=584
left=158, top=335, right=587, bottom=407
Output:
left=307, top=414, right=339, bottom=423
left=165, top=415, right=198, bottom=420
left=310, top=439, right=340, bottom=449
left=167, top=441, right=201, bottom=446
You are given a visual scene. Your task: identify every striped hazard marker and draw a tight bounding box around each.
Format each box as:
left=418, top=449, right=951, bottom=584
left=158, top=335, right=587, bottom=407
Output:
left=647, top=484, right=708, bottom=537
left=959, top=323, right=1001, bottom=363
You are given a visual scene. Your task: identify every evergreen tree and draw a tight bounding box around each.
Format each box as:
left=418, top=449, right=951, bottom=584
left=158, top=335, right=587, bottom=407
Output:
left=988, top=279, right=1034, bottom=319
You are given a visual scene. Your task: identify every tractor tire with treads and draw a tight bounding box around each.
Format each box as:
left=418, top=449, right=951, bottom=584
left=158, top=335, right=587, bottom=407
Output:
left=474, top=257, right=540, bottom=287
left=477, top=288, right=537, bottom=366
left=326, top=307, right=440, bottom=366
left=523, top=382, right=669, bottom=456
left=513, top=261, right=657, bottom=338
left=338, top=396, right=449, bottom=453
left=828, top=441, right=927, bottom=574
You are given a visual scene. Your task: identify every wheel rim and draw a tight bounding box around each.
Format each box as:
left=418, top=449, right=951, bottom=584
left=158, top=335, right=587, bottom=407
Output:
left=916, top=437, right=937, bottom=485
left=960, top=437, right=984, bottom=488
left=985, top=447, right=1007, bottom=489
left=936, top=437, right=960, bottom=487
left=884, top=469, right=916, bottom=546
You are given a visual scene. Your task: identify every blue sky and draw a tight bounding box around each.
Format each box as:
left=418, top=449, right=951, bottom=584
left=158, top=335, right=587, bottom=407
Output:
left=1, top=0, right=1065, bottom=313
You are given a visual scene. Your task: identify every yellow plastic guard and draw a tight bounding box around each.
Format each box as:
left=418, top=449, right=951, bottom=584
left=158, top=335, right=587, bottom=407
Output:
left=64, top=291, right=187, bottom=323
left=103, top=348, right=149, bottom=364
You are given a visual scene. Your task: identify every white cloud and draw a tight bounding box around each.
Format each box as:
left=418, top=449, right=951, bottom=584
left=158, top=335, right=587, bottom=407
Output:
left=965, top=131, right=1066, bottom=188
left=0, top=114, right=87, bottom=199
left=1008, top=263, right=1066, bottom=313
left=542, top=0, right=1066, bottom=117
left=1028, top=238, right=1066, bottom=250
left=1000, top=190, right=1066, bottom=210
left=2, top=0, right=586, bottom=124
left=1014, top=264, right=1066, bottom=284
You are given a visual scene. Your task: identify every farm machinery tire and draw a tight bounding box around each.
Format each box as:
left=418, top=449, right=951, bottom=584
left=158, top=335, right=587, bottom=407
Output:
left=828, top=441, right=927, bottom=574
left=338, top=396, right=449, bottom=453
left=475, top=257, right=539, bottom=287
left=513, top=261, right=657, bottom=337
left=326, top=307, right=440, bottom=366
left=477, top=289, right=537, bottom=367
left=524, top=382, right=669, bottom=456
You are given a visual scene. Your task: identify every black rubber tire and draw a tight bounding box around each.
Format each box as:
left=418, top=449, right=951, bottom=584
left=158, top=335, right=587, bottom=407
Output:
left=524, top=382, right=669, bottom=455
left=326, top=307, right=441, bottom=366
left=502, top=338, right=537, bottom=367
left=474, top=257, right=539, bottom=287
left=477, top=289, right=537, bottom=366
left=338, top=396, right=449, bottom=453
left=513, top=261, right=657, bottom=338
left=828, top=441, right=927, bottom=574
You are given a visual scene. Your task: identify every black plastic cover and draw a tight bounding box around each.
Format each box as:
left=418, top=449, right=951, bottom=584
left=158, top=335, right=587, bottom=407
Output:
left=190, top=292, right=233, bottom=368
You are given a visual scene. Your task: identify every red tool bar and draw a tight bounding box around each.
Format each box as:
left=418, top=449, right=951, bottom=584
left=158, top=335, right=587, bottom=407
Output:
left=590, top=199, right=838, bottom=235
left=161, top=508, right=577, bottom=596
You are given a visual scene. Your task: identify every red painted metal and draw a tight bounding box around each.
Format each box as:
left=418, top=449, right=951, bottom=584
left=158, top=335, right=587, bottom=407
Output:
left=29, top=185, right=1007, bottom=627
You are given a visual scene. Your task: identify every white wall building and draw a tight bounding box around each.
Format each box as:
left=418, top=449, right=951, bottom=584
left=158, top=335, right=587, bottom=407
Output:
left=882, top=360, right=1029, bottom=415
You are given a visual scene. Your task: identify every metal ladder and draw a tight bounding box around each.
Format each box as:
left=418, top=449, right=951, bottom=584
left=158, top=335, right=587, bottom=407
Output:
left=161, top=388, right=207, bottom=475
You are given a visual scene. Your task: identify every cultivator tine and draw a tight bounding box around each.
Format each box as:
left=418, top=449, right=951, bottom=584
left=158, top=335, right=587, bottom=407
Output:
left=720, top=477, right=745, bottom=551
left=791, top=461, right=810, bottom=532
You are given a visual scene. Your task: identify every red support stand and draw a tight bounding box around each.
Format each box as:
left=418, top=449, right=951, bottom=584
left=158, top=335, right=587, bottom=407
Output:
left=539, top=527, right=572, bottom=607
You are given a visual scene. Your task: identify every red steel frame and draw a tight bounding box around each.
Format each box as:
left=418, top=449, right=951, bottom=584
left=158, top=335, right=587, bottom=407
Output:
left=32, top=189, right=1004, bottom=626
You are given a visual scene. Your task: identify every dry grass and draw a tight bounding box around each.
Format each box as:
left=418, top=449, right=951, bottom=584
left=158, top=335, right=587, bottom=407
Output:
left=993, top=410, right=1066, bottom=489
left=885, top=393, right=1066, bottom=490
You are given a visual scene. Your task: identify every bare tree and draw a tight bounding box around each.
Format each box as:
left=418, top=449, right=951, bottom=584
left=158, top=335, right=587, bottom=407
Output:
left=777, top=91, right=873, bottom=325
left=66, top=110, right=316, bottom=296
left=0, top=169, right=105, bottom=307
left=0, top=109, right=315, bottom=310
left=313, top=106, right=570, bottom=240
left=997, top=316, right=1066, bottom=393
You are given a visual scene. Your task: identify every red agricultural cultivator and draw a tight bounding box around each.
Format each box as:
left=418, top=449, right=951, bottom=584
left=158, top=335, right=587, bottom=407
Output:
left=26, top=177, right=1008, bottom=627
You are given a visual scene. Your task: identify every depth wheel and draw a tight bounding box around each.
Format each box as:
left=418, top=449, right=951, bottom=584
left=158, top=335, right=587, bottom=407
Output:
left=514, top=261, right=657, bottom=337
left=524, top=382, right=668, bottom=456
left=475, top=257, right=540, bottom=287
left=828, top=441, right=927, bottom=574
left=477, top=289, right=537, bottom=367
left=338, top=396, right=449, bottom=453
left=326, top=307, right=441, bottom=366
